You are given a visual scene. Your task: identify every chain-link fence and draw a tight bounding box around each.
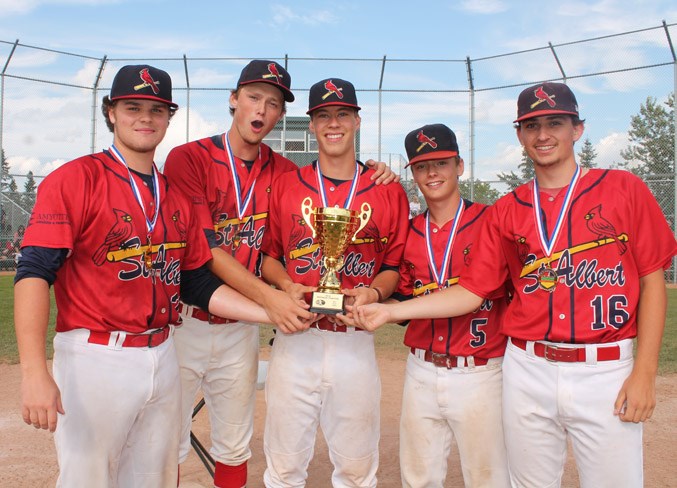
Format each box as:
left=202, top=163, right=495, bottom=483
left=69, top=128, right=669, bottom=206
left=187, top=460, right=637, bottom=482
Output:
left=1, top=21, right=676, bottom=279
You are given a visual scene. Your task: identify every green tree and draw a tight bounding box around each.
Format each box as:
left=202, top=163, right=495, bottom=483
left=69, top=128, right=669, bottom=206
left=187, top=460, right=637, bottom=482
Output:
left=497, top=148, right=534, bottom=192
left=1, top=148, right=16, bottom=193
left=577, top=138, right=598, bottom=168
left=22, top=171, right=37, bottom=213
left=619, top=94, right=675, bottom=221
left=459, top=179, right=501, bottom=205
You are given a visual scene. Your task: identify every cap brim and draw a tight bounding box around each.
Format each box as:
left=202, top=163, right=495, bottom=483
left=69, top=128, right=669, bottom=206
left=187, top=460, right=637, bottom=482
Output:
left=239, top=79, right=295, bottom=102
left=514, top=109, right=578, bottom=123
left=307, top=101, right=361, bottom=115
left=112, top=94, right=178, bottom=109
left=404, top=150, right=458, bottom=168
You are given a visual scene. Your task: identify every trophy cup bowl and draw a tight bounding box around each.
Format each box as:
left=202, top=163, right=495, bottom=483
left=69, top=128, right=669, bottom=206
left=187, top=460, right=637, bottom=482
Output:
left=301, top=197, right=371, bottom=314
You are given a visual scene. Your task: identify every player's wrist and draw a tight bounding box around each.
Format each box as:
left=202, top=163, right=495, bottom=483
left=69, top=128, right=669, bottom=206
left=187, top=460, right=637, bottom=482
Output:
left=370, top=286, right=383, bottom=303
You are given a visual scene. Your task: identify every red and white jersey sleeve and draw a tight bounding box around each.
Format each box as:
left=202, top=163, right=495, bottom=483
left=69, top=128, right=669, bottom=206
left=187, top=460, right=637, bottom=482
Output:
left=398, top=201, right=508, bottom=358
left=22, top=151, right=212, bottom=334
left=460, top=169, right=677, bottom=344
left=262, top=162, right=409, bottom=289
left=164, top=136, right=297, bottom=276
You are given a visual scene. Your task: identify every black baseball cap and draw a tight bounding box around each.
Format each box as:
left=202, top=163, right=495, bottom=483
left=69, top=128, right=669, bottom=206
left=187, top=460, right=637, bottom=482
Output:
left=404, top=123, right=459, bottom=168
left=307, top=78, right=361, bottom=114
left=514, top=81, right=579, bottom=123
left=110, top=64, right=178, bottom=109
left=237, top=60, right=294, bottom=102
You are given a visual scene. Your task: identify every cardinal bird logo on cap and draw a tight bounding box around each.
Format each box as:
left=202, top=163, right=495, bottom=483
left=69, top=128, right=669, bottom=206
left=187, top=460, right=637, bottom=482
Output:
left=135, top=68, right=161, bottom=95
left=530, top=86, right=556, bottom=109
left=416, top=130, right=438, bottom=152
left=321, top=79, right=344, bottom=100
left=263, top=63, right=283, bottom=83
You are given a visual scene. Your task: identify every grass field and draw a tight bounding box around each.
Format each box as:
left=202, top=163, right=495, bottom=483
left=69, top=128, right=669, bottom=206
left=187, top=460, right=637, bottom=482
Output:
left=1, top=275, right=676, bottom=372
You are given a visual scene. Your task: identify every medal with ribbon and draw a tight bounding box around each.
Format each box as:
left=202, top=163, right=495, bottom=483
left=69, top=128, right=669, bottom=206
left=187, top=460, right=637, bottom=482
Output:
left=315, top=159, right=360, bottom=210
left=532, top=164, right=581, bottom=292
left=110, top=145, right=160, bottom=270
left=223, top=131, right=259, bottom=252
left=424, top=199, right=464, bottom=291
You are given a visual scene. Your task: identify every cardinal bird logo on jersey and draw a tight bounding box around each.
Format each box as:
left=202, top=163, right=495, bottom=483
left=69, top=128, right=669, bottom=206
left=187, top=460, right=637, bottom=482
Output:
left=359, top=219, right=385, bottom=252
left=416, top=130, right=438, bottom=152
left=514, top=234, right=530, bottom=265
left=584, top=204, right=628, bottom=255
left=263, top=63, right=283, bottom=84
left=530, top=86, right=557, bottom=109
left=286, top=213, right=308, bottom=255
left=135, top=68, right=160, bottom=95
left=322, top=80, right=344, bottom=100
left=211, top=189, right=229, bottom=225
left=92, top=209, right=134, bottom=266
left=172, top=210, right=187, bottom=242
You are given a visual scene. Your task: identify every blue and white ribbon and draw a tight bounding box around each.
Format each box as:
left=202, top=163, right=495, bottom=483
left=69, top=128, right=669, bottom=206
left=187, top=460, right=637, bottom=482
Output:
left=425, top=199, right=464, bottom=288
left=532, top=164, right=581, bottom=259
left=315, top=160, right=360, bottom=210
left=109, top=145, right=160, bottom=235
left=223, top=131, right=259, bottom=220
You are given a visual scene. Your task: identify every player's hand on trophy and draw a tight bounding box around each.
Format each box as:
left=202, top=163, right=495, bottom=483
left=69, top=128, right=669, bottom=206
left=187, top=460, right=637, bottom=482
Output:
left=351, top=302, right=392, bottom=332
left=365, top=159, right=400, bottom=185
left=21, top=370, right=64, bottom=432
left=336, top=286, right=378, bottom=326
left=265, top=284, right=316, bottom=334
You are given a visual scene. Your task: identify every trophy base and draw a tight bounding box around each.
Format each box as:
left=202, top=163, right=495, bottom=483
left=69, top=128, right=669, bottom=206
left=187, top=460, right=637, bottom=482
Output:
left=309, top=291, right=345, bottom=315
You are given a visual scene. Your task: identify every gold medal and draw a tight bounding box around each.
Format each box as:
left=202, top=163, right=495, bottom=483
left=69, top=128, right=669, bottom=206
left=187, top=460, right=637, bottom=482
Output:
left=537, top=264, right=558, bottom=292
left=232, top=233, right=241, bottom=252
left=145, top=236, right=153, bottom=269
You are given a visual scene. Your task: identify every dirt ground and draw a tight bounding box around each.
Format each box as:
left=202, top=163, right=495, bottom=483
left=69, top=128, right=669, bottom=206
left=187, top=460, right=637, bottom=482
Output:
left=1, top=350, right=675, bottom=487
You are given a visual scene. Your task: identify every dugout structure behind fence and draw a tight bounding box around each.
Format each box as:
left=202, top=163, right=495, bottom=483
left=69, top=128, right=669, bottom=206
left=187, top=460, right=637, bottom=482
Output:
left=1, top=21, right=676, bottom=280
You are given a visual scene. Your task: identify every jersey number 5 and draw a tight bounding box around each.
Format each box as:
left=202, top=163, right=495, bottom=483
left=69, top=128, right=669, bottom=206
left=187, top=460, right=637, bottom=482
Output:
left=590, top=295, right=630, bottom=330
left=470, top=318, right=487, bottom=348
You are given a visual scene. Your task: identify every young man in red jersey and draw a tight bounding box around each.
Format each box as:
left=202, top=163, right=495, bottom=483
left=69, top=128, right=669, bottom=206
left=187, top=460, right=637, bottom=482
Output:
left=394, top=123, right=510, bottom=487
left=164, top=61, right=397, bottom=487
left=14, top=64, right=271, bottom=487
left=259, top=78, right=410, bottom=487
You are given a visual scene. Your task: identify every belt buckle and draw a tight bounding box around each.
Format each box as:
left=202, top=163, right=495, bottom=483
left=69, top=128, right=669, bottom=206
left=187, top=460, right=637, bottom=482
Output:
left=543, top=344, right=577, bottom=362
left=431, top=352, right=453, bottom=369
left=147, top=327, right=166, bottom=348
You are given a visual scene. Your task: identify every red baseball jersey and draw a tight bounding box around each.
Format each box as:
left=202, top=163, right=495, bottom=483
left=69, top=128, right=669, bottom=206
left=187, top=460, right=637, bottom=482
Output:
left=262, top=162, right=410, bottom=289
left=399, top=200, right=508, bottom=359
left=460, top=169, right=677, bottom=344
left=164, top=136, right=297, bottom=276
left=22, top=150, right=211, bottom=334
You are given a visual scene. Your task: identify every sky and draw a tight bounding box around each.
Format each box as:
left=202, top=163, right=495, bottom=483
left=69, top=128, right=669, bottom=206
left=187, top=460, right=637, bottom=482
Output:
left=0, top=0, right=675, bottom=187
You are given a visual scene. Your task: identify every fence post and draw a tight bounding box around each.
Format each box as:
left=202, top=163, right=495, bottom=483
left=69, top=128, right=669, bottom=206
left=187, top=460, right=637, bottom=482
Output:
left=465, top=56, right=475, bottom=200
left=90, top=56, right=107, bottom=154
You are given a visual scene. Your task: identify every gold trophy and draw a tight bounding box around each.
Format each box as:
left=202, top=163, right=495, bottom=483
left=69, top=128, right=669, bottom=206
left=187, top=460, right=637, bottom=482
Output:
left=301, top=196, right=371, bottom=314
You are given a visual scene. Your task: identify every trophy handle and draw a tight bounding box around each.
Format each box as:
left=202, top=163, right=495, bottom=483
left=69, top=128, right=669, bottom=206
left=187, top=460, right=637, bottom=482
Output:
left=301, top=197, right=316, bottom=239
left=352, top=202, right=372, bottom=242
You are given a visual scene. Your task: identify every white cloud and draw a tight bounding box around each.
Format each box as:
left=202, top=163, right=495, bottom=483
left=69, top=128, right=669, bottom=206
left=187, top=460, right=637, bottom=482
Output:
left=594, top=131, right=627, bottom=168
left=270, top=4, right=337, bottom=27
left=458, top=0, right=508, bottom=14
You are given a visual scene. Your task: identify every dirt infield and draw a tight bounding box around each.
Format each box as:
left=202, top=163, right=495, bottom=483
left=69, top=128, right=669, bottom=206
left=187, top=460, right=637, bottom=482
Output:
left=1, top=351, right=675, bottom=487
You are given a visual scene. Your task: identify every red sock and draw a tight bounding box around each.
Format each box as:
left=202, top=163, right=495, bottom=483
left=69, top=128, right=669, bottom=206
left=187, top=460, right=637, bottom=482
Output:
left=214, top=461, right=247, bottom=488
